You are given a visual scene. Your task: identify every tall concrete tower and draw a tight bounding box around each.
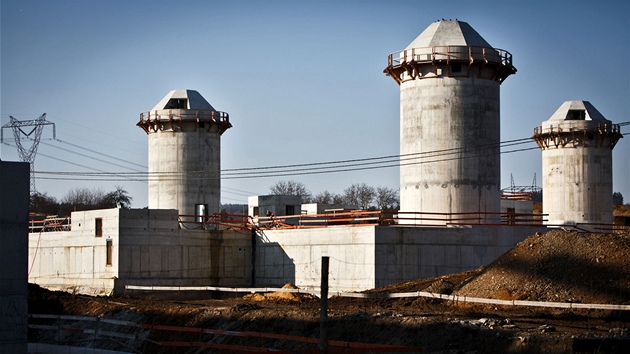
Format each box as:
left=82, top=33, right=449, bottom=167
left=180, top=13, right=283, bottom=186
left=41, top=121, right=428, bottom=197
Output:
left=384, top=20, right=516, bottom=224
left=532, top=101, right=622, bottom=229
left=137, top=89, right=232, bottom=223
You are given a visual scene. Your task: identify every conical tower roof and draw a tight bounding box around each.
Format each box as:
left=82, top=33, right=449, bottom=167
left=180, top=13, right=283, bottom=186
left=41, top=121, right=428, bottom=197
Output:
left=405, top=20, right=493, bottom=49
left=151, top=89, right=216, bottom=111
left=545, top=100, right=609, bottom=123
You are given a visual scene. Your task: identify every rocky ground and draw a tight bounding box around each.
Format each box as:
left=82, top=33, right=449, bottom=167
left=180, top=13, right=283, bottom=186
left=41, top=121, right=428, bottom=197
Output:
left=29, top=229, right=630, bottom=353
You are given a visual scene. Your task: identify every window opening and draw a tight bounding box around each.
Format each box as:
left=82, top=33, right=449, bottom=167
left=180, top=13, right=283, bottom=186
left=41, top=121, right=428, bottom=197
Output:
left=95, top=218, right=103, bottom=237
left=106, top=239, right=113, bottom=266
left=286, top=205, right=295, bottom=215
left=506, top=208, right=516, bottom=225
left=165, top=98, right=188, bottom=109
left=451, top=62, right=462, bottom=73
left=566, top=110, right=586, bottom=121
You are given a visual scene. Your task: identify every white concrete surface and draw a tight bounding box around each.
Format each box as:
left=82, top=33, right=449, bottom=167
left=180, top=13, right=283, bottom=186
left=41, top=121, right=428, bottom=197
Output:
left=533, top=101, right=622, bottom=228
left=0, top=161, right=30, bottom=354
left=28, top=209, right=251, bottom=295
left=255, top=224, right=544, bottom=291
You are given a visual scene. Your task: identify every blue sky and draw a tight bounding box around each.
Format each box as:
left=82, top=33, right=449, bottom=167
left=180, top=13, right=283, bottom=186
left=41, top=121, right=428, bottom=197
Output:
left=1, top=0, right=628, bottom=207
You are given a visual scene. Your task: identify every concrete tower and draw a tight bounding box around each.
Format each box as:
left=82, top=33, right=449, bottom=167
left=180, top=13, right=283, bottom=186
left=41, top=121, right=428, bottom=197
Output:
left=532, top=101, right=622, bottom=229
left=384, top=20, right=516, bottom=224
left=137, top=89, right=231, bottom=224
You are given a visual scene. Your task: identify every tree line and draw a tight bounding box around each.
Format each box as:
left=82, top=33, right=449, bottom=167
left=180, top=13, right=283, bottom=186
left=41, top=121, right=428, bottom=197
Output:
left=269, top=180, right=399, bottom=211
left=30, top=186, right=133, bottom=217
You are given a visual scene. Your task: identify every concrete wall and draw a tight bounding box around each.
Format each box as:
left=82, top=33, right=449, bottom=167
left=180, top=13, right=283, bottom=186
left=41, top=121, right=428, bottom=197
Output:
left=255, top=225, right=544, bottom=292
left=27, top=207, right=545, bottom=295
left=255, top=227, right=376, bottom=291
left=399, top=73, right=502, bottom=224
left=501, top=199, right=535, bottom=224
left=373, top=225, right=544, bottom=288
left=248, top=195, right=302, bottom=217
left=28, top=208, right=252, bottom=295
left=116, top=209, right=251, bottom=291
left=0, top=161, right=30, bottom=354
left=147, top=125, right=223, bottom=221
left=542, top=145, right=614, bottom=227
left=28, top=209, right=120, bottom=295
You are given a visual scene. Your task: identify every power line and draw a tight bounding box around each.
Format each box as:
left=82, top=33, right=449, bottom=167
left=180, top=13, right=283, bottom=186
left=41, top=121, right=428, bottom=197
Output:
left=14, top=122, right=630, bottom=183
left=54, top=138, right=147, bottom=169
left=38, top=140, right=145, bottom=172
left=33, top=144, right=541, bottom=182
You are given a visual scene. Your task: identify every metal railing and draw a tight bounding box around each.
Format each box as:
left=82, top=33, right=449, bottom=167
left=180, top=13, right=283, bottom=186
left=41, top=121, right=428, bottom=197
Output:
left=29, top=216, right=71, bottom=232
left=533, top=122, right=621, bottom=136
left=178, top=210, right=627, bottom=234
left=387, top=45, right=513, bottom=67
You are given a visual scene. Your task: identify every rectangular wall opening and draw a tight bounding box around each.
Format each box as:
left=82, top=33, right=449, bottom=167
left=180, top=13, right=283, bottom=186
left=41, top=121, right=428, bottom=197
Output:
left=106, top=239, right=113, bottom=266
left=95, top=218, right=103, bottom=237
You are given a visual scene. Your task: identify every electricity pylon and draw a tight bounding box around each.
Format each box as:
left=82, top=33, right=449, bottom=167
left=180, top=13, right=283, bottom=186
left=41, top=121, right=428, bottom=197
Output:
left=1, top=113, right=56, bottom=193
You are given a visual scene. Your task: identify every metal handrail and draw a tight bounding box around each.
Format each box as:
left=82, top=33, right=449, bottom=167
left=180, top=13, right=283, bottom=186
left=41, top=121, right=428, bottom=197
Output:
left=139, top=109, right=229, bottom=124
left=387, top=45, right=513, bottom=67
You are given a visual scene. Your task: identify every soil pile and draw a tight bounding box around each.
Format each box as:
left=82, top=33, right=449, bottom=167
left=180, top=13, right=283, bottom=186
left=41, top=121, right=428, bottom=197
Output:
left=454, top=230, right=630, bottom=304
left=243, top=283, right=318, bottom=303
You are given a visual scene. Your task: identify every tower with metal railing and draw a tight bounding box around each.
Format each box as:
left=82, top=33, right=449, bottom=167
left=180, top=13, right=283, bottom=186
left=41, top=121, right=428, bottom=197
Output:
left=384, top=20, right=516, bottom=224
left=137, top=90, right=231, bottom=225
left=532, top=100, right=622, bottom=229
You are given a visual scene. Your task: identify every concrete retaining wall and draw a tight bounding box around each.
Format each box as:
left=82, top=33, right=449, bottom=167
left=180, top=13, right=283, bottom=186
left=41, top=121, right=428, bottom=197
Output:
left=373, top=225, right=544, bottom=288
left=28, top=209, right=121, bottom=295
left=28, top=209, right=251, bottom=295
left=29, top=207, right=545, bottom=295
left=256, top=225, right=544, bottom=292
left=255, top=227, right=376, bottom=291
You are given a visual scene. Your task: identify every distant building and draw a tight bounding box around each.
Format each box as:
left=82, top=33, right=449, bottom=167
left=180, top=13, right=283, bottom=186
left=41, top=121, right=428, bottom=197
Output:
left=248, top=195, right=301, bottom=218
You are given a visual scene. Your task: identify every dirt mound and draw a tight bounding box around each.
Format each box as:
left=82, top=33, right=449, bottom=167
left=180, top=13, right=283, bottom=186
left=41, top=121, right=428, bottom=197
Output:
left=454, top=230, right=630, bottom=304
left=614, top=204, right=630, bottom=216
left=243, top=283, right=318, bottom=303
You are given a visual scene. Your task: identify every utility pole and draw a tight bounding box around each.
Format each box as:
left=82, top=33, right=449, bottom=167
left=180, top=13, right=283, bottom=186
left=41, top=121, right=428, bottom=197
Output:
left=1, top=113, right=55, bottom=193
left=319, top=256, right=329, bottom=353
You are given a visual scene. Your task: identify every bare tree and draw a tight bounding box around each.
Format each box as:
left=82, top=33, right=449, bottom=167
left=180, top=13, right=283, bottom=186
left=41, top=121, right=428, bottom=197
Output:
left=313, top=190, right=334, bottom=204
left=30, top=192, right=60, bottom=215
left=343, top=183, right=375, bottom=210
left=375, top=186, right=399, bottom=211
left=269, top=180, right=312, bottom=202
left=313, top=190, right=345, bottom=204
left=62, top=187, right=105, bottom=206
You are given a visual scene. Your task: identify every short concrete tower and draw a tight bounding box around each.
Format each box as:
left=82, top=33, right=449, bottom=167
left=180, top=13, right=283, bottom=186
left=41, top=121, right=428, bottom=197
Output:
left=532, top=101, right=622, bottom=228
left=384, top=20, right=516, bottom=224
left=137, top=90, right=231, bottom=223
